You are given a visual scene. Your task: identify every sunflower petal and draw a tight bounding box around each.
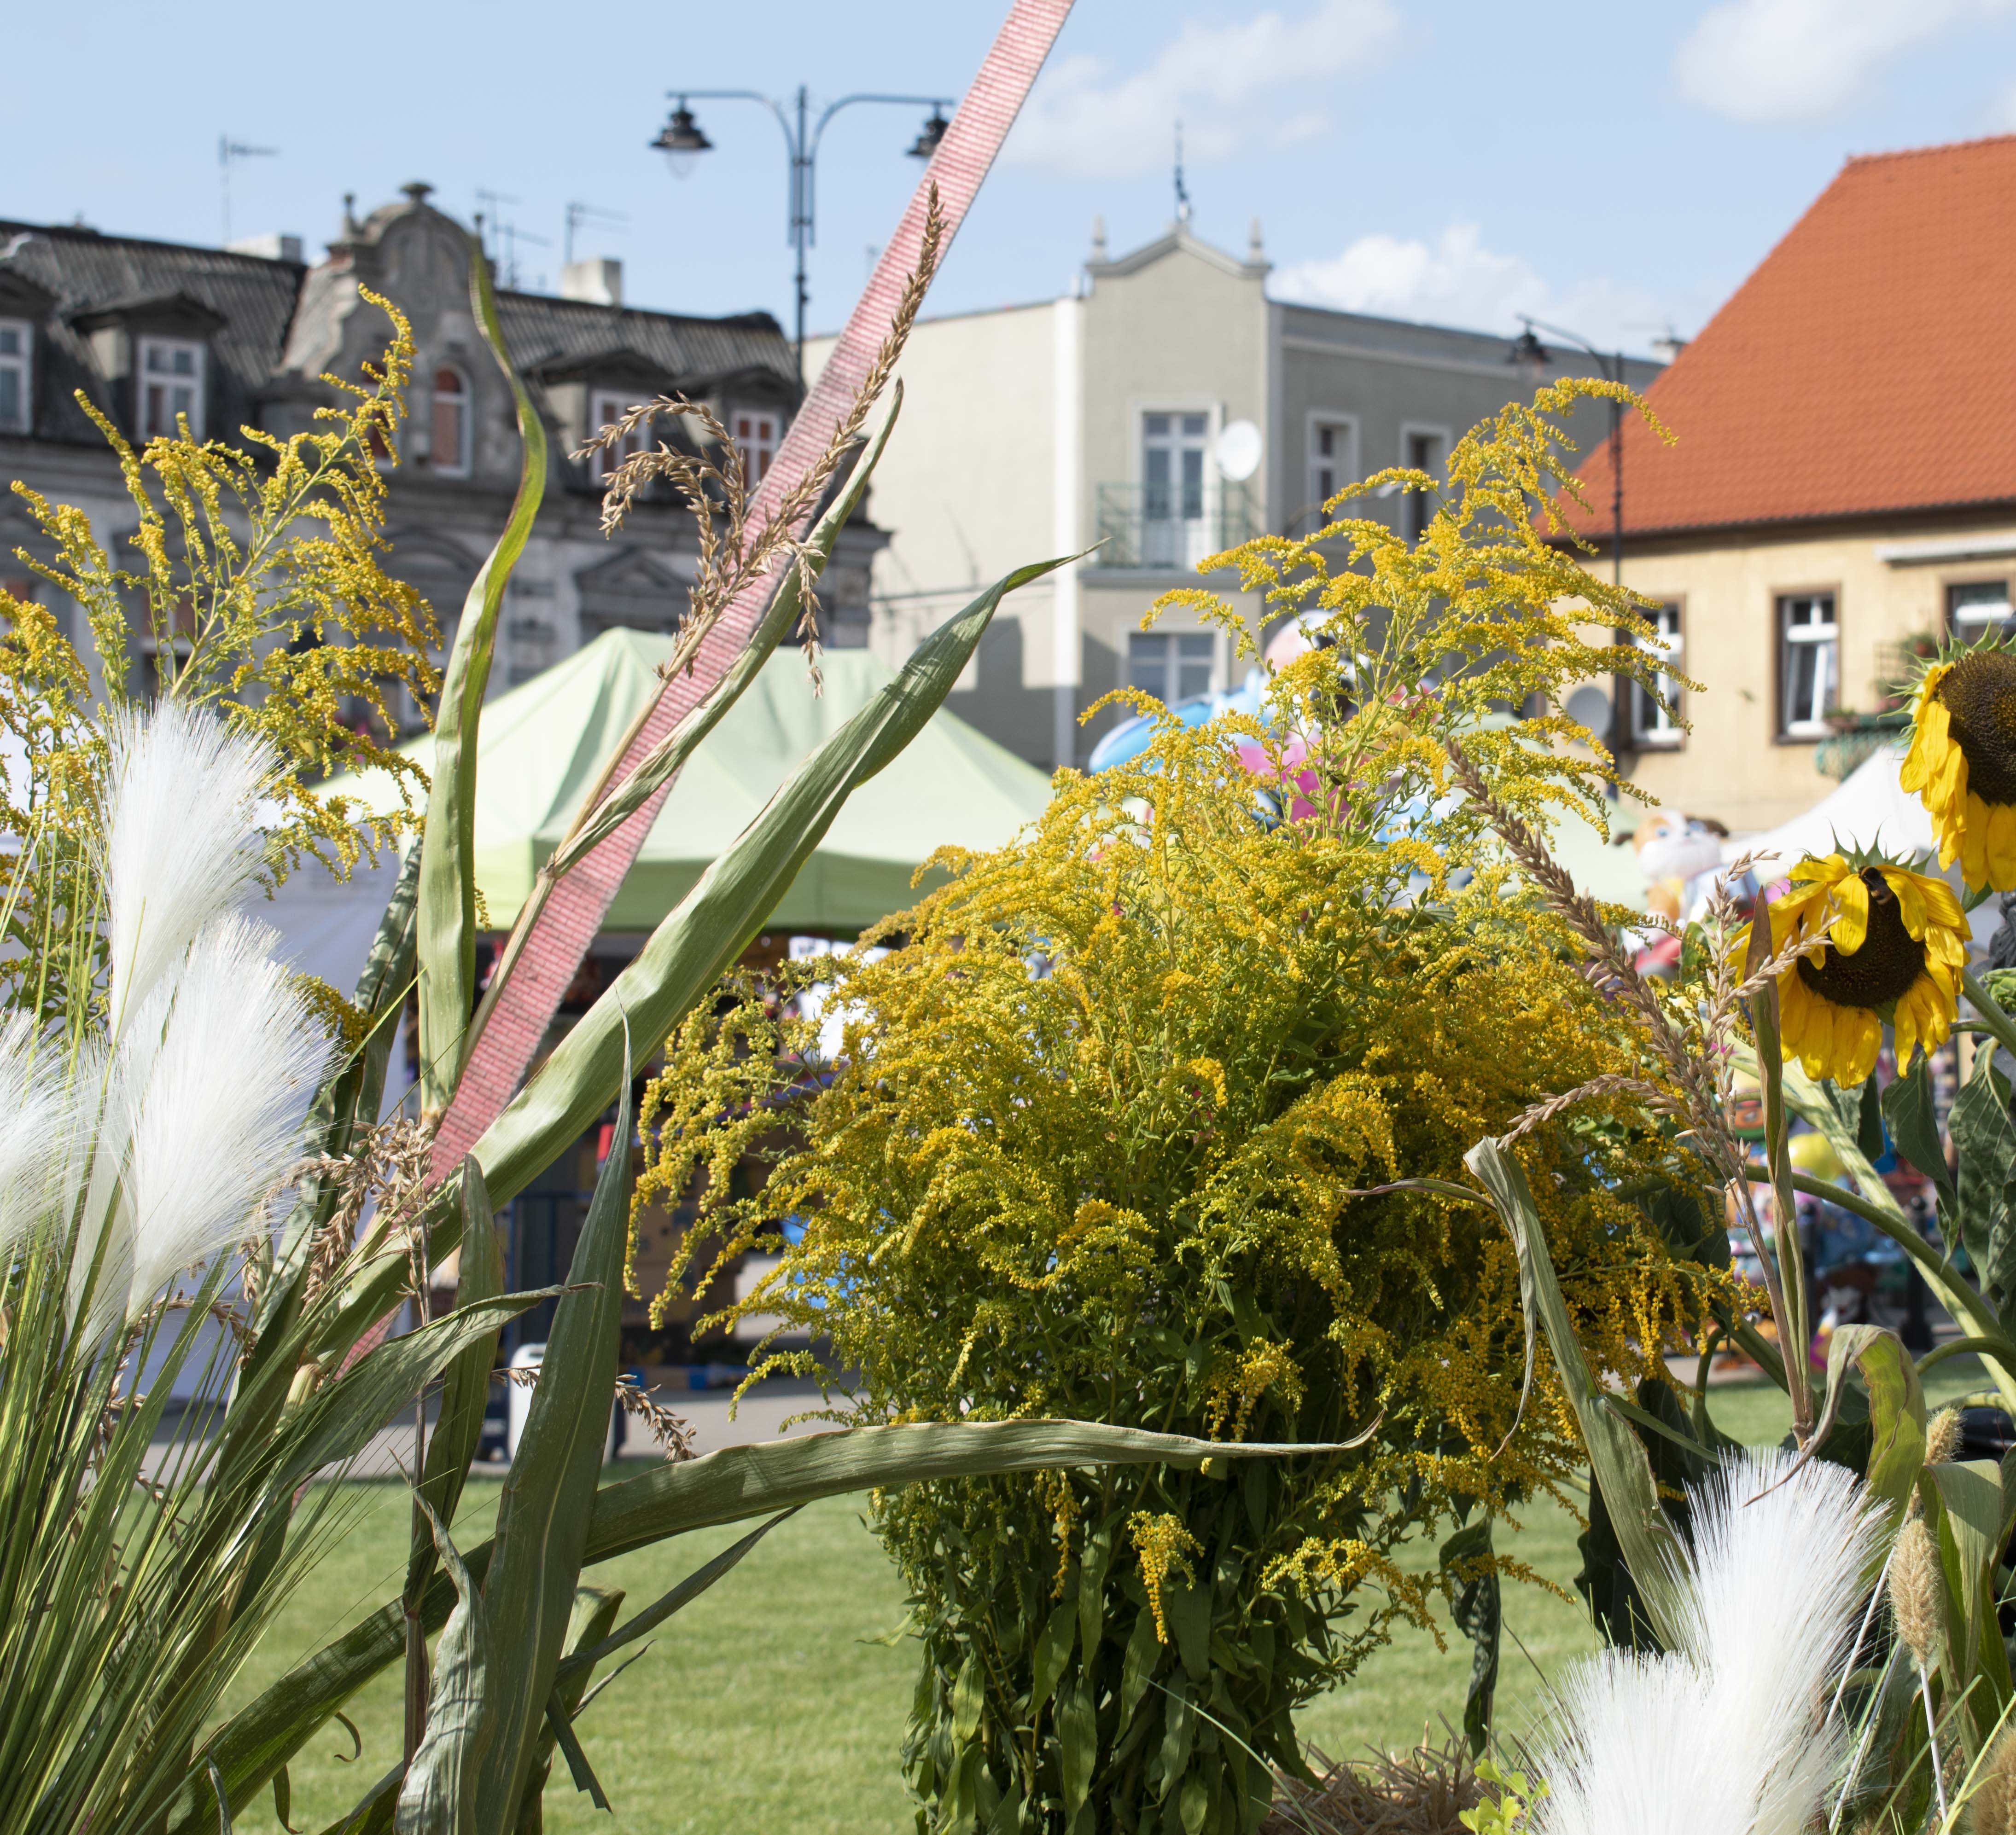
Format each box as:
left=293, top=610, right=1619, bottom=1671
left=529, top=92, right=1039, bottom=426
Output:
left=1831, top=873, right=1870, bottom=954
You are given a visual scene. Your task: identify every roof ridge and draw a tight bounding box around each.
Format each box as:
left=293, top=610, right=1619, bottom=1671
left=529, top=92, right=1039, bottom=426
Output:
left=1841, top=129, right=2016, bottom=168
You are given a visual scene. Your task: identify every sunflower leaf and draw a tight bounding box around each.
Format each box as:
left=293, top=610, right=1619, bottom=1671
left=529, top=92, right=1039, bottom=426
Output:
left=1951, top=1045, right=2016, bottom=1310
left=1882, top=1056, right=1956, bottom=1216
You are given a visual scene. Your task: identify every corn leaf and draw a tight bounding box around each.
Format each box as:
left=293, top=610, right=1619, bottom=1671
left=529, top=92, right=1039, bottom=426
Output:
left=528, top=1589, right=623, bottom=1818
left=404, top=1160, right=502, bottom=1615
left=392, top=1500, right=491, bottom=1835
left=466, top=554, right=1069, bottom=1207
left=467, top=1058, right=632, bottom=1829
left=1920, top=1459, right=2013, bottom=1756
left=1464, top=1136, right=1690, bottom=1649
left=184, top=1418, right=1327, bottom=1824
left=415, top=232, right=549, bottom=1117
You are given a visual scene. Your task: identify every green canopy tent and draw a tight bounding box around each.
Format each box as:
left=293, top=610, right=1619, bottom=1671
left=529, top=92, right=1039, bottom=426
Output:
left=324, top=628, right=1055, bottom=935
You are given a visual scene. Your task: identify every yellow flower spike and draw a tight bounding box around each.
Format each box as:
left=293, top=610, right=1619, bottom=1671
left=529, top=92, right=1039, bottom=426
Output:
left=1900, top=648, right=2016, bottom=890
left=1744, top=853, right=1967, bottom=1081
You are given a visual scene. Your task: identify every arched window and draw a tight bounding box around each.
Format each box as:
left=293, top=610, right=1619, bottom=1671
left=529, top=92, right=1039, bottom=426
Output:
left=430, top=366, right=469, bottom=476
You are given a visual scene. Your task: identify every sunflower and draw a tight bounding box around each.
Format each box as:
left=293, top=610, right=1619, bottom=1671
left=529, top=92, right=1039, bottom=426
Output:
left=1748, top=854, right=1966, bottom=1085
left=1899, top=647, right=2016, bottom=889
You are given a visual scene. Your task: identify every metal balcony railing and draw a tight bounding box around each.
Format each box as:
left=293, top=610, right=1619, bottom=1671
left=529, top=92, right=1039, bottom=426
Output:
left=1092, top=482, right=1258, bottom=571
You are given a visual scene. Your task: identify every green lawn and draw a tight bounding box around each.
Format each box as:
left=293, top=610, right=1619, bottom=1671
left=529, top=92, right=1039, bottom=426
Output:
left=223, top=1369, right=1983, bottom=1833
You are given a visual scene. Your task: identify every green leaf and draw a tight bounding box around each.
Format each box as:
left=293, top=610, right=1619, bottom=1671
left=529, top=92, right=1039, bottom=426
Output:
left=1952, top=1045, right=2016, bottom=1308
left=1119, top=1607, right=1161, bottom=1730
left=406, top=1160, right=502, bottom=1613
left=1858, top=1072, right=1887, bottom=1164
left=1031, top=1592, right=1078, bottom=1718
left=1079, top=1520, right=1112, bottom=1672
left=415, top=229, right=549, bottom=1117
left=1165, top=1581, right=1211, bottom=1684
left=186, top=1417, right=1319, bottom=1828
left=393, top=1498, right=492, bottom=1835
left=952, top=1650, right=985, bottom=1745
left=1881, top=1055, right=1956, bottom=1215
left=467, top=556, right=1071, bottom=1208
left=1059, top=1676, right=1097, bottom=1820
left=554, top=1508, right=796, bottom=1684
left=468, top=1054, right=633, bottom=1829
left=517, top=1588, right=623, bottom=1827
left=273, top=1289, right=554, bottom=1498
left=1815, top=1324, right=1926, bottom=1531
left=1923, top=1459, right=2012, bottom=1754
left=1440, top=1517, right=1500, bottom=1756
left=1465, top=1138, right=1689, bottom=1649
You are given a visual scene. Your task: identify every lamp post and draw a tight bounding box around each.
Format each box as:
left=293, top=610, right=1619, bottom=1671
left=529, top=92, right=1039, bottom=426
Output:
left=1509, top=317, right=1634, bottom=759
left=649, top=87, right=952, bottom=388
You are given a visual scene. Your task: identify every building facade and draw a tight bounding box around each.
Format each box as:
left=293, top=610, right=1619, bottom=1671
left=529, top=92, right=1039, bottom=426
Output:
left=1559, top=135, right=2016, bottom=836
left=809, top=219, right=1656, bottom=772
left=0, top=183, right=883, bottom=714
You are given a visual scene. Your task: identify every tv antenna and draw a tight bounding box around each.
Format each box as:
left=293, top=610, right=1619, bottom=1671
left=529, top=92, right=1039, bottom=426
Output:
left=218, top=136, right=278, bottom=245
left=563, top=200, right=629, bottom=267
left=1173, top=120, right=1191, bottom=227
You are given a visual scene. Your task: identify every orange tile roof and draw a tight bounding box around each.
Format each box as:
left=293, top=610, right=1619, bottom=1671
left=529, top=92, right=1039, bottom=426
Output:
left=1561, top=134, right=2016, bottom=540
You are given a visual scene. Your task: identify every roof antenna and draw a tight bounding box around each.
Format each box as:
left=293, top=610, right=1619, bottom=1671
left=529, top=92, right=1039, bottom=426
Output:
left=1173, top=120, right=1192, bottom=228
left=218, top=135, right=278, bottom=245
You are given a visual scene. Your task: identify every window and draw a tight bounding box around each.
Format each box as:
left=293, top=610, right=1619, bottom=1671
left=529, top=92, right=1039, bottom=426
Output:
left=1401, top=427, right=1446, bottom=543
left=732, top=409, right=779, bottom=484
left=588, top=391, right=652, bottom=483
left=1307, top=415, right=1356, bottom=518
left=1779, top=592, right=1838, bottom=738
left=1142, top=411, right=1210, bottom=567
left=1949, top=579, right=2014, bottom=643
left=137, top=337, right=204, bottom=441
left=0, top=320, right=28, bottom=433
left=1631, top=601, right=1684, bottom=744
left=430, top=367, right=469, bottom=476
left=1127, top=630, right=1215, bottom=707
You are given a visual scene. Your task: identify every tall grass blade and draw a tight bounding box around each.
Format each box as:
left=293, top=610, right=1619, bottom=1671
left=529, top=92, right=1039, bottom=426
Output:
left=392, top=1499, right=491, bottom=1835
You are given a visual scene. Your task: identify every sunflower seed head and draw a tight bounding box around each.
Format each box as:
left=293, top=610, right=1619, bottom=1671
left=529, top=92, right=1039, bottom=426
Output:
left=1889, top=1517, right=1942, bottom=1669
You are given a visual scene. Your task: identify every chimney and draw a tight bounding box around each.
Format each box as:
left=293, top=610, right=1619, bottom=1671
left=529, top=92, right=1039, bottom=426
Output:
left=561, top=257, right=623, bottom=308
left=227, top=232, right=304, bottom=264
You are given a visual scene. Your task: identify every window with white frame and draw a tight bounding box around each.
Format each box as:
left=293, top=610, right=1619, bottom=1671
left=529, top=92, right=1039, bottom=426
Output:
left=588, top=390, right=650, bottom=482
left=731, top=408, right=780, bottom=484
left=1126, top=630, right=1215, bottom=708
left=430, top=366, right=469, bottom=476
left=1631, top=601, right=1684, bottom=744
left=137, top=337, right=204, bottom=441
left=1779, top=591, right=1838, bottom=738
left=0, top=321, right=29, bottom=433
left=1401, top=426, right=1446, bottom=542
left=1307, top=415, right=1356, bottom=519
left=1949, top=579, right=2014, bottom=643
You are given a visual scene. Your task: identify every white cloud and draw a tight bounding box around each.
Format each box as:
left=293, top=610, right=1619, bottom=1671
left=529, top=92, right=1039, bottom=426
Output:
left=1004, top=0, right=1404, bottom=179
left=1271, top=223, right=1669, bottom=352
left=1672, top=0, right=2014, bottom=124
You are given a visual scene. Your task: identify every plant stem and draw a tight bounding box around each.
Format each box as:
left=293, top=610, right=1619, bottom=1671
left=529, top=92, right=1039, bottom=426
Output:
left=1962, top=965, right=2016, bottom=1061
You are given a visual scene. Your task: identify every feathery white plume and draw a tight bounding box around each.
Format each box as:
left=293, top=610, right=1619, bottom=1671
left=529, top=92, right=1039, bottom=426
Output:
left=71, top=914, right=327, bottom=1333
left=1538, top=1448, right=1883, bottom=1835
left=99, top=701, right=275, bottom=1039
left=0, top=1015, right=77, bottom=1256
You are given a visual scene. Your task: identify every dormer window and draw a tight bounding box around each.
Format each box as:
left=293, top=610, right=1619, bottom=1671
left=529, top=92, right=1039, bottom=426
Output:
left=588, top=389, right=651, bottom=483
left=137, top=337, right=205, bottom=441
left=430, top=366, right=469, bottom=476
left=732, top=408, right=779, bottom=483
left=0, top=322, right=29, bottom=433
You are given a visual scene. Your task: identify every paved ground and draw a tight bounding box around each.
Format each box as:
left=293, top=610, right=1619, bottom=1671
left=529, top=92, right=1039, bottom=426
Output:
left=146, top=1373, right=854, bottom=1481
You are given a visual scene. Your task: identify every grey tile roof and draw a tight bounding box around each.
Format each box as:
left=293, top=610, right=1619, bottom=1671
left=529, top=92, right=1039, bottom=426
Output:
left=495, top=290, right=792, bottom=391
left=0, top=220, right=303, bottom=444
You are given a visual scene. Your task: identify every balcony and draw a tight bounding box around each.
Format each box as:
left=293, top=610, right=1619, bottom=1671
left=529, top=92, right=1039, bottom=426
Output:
left=1092, top=482, right=1258, bottom=571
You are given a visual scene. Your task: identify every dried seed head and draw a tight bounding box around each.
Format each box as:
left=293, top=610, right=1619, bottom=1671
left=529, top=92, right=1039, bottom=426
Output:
left=1973, top=1721, right=2016, bottom=1835
left=1889, top=1517, right=1942, bottom=1669
left=1927, top=1406, right=1964, bottom=1468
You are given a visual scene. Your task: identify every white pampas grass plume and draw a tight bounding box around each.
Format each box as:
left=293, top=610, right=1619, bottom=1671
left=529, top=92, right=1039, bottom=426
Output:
left=99, top=701, right=275, bottom=1039
left=76, top=914, right=327, bottom=1331
left=0, top=1015, right=77, bottom=1256
left=1538, top=1448, right=1883, bottom=1835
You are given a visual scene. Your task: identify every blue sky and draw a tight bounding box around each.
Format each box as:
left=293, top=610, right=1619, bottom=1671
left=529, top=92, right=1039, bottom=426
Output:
left=9, top=1, right=2016, bottom=356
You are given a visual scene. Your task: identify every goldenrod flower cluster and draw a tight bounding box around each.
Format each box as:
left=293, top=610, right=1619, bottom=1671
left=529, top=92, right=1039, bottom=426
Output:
left=1, top=294, right=439, bottom=1027
left=634, top=382, right=1736, bottom=1828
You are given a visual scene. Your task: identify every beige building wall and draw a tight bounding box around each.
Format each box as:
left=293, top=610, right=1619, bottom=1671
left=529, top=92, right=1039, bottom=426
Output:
left=1591, top=517, right=2016, bottom=833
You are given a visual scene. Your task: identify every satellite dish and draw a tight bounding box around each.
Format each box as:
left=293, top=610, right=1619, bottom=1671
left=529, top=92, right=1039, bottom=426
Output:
left=1214, top=419, right=1262, bottom=482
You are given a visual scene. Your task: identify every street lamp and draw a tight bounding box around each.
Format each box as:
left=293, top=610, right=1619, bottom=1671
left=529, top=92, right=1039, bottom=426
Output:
left=1509, top=315, right=1633, bottom=755
left=648, top=85, right=956, bottom=386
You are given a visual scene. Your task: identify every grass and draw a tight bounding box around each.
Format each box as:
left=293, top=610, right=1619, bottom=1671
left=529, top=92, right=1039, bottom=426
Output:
left=223, top=1367, right=1986, bottom=1833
